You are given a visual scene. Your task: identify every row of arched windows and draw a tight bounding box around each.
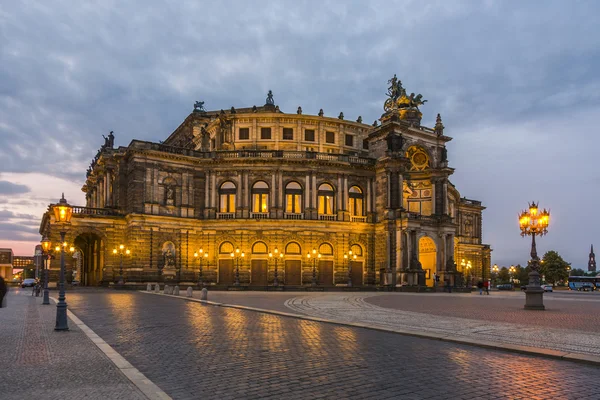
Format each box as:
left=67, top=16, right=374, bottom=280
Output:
left=218, top=241, right=364, bottom=256
left=218, top=181, right=364, bottom=216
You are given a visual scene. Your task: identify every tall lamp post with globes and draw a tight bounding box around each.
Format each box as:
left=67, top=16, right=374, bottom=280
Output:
left=492, top=264, right=499, bottom=287
left=519, top=201, right=550, bottom=310
left=52, top=194, right=73, bottom=331
left=112, top=244, right=131, bottom=285
left=40, top=236, right=54, bottom=305
left=194, top=247, right=208, bottom=286
left=231, top=247, right=245, bottom=286
left=344, top=249, right=357, bottom=287
left=307, top=249, right=321, bottom=287
left=268, top=247, right=283, bottom=286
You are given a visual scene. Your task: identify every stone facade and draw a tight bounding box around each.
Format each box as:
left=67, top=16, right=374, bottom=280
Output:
left=40, top=84, right=491, bottom=288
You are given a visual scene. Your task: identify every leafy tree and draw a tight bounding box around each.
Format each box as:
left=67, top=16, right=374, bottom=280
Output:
left=515, top=264, right=529, bottom=285
left=571, top=268, right=586, bottom=276
left=541, top=251, right=571, bottom=285
left=498, top=266, right=510, bottom=283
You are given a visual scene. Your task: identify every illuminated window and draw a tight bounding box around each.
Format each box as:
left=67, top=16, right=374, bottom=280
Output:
left=219, top=181, right=236, bottom=213
left=285, top=182, right=303, bottom=213
left=318, top=183, right=335, bottom=215
left=348, top=186, right=364, bottom=216
left=252, top=181, right=269, bottom=213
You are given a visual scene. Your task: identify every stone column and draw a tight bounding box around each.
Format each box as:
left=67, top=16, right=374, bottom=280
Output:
left=278, top=171, right=283, bottom=211
left=386, top=171, right=391, bottom=209
left=305, top=174, right=310, bottom=213
left=312, top=173, right=317, bottom=215
left=211, top=173, right=217, bottom=211
left=431, top=178, right=436, bottom=215
left=398, top=173, right=404, bottom=210
left=443, top=179, right=449, bottom=215
left=244, top=172, right=249, bottom=211
left=343, top=175, right=348, bottom=210
left=366, top=178, right=372, bottom=214
left=204, top=171, right=210, bottom=210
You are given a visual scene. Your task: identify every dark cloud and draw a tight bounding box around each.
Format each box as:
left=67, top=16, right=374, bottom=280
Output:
left=0, top=210, right=38, bottom=220
left=1, top=0, right=599, bottom=266
left=0, top=181, right=30, bottom=195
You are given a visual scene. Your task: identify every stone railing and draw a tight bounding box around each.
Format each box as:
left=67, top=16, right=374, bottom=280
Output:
left=131, top=140, right=375, bottom=166
left=216, top=212, right=235, bottom=220
left=350, top=215, right=367, bottom=223
left=406, top=213, right=453, bottom=223
left=284, top=213, right=304, bottom=220
left=72, top=207, right=122, bottom=216
left=250, top=212, right=269, bottom=219
left=319, top=214, right=337, bottom=221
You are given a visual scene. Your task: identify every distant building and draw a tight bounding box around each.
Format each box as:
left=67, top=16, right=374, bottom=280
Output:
left=589, top=245, right=597, bottom=272
left=0, top=248, right=13, bottom=280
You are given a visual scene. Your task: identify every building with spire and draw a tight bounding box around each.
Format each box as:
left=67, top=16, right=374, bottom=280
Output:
left=39, top=76, right=491, bottom=289
left=589, top=245, right=596, bottom=273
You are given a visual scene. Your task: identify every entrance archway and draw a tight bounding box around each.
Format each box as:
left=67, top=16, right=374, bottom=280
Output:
left=419, top=236, right=437, bottom=287
left=73, top=232, right=104, bottom=286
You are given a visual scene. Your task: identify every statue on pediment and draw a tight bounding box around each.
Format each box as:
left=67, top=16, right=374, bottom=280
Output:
left=265, top=90, right=274, bottom=106
left=194, top=101, right=206, bottom=113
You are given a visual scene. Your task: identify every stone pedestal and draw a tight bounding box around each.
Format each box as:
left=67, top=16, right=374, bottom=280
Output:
left=524, top=287, right=545, bottom=310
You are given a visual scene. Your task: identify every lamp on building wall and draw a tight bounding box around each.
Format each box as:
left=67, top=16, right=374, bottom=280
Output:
left=112, top=244, right=131, bottom=285
left=51, top=194, right=73, bottom=331
left=518, top=201, right=550, bottom=310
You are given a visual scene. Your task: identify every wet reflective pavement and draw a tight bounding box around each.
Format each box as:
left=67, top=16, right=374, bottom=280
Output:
left=67, top=291, right=600, bottom=400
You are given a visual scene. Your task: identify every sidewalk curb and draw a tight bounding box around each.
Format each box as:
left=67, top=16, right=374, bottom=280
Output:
left=139, top=290, right=600, bottom=367
left=50, top=296, right=172, bottom=400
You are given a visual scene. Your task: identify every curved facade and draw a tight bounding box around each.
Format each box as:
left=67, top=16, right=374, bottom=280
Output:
left=40, top=83, right=491, bottom=288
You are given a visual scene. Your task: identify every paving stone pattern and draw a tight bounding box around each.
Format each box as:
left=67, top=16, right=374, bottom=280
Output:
left=285, top=294, right=600, bottom=357
left=0, top=290, right=146, bottom=400
left=67, top=291, right=600, bottom=400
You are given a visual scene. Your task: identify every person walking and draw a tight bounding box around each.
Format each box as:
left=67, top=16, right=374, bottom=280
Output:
left=0, top=276, right=7, bottom=308
left=483, top=280, right=490, bottom=295
left=477, top=280, right=483, bottom=295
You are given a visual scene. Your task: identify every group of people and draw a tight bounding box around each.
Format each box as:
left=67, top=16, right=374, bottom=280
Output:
left=432, top=272, right=491, bottom=294
left=477, top=280, right=490, bottom=295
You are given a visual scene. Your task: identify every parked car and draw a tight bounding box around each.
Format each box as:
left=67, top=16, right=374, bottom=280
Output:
left=21, top=278, right=36, bottom=288
left=496, top=284, right=513, bottom=290
left=541, top=284, right=553, bottom=292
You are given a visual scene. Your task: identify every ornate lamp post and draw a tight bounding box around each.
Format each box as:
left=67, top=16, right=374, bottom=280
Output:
left=307, top=249, right=321, bottom=287
left=40, top=236, right=53, bottom=305
left=52, top=194, right=73, bottom=331
left=519, top=201, right=550, bottom=310
left=461, top=259, right=472, bottom=286
left=344, top=250, right=356, bottom=287
left=232, top=247, right=244, bottom=286
left=509, top=265, right=516, bottom=283
left=492, top=264, right=499, bottom=287
left=112, top=244, right=131, bottom=285
left=269, top=247, right=283, bottom=286
left=194, top=247, right=209, bottom=286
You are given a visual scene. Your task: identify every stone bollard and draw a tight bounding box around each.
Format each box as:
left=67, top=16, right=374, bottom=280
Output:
left=186, top=287, right=193, bottom=298
left=173, top=286, right=180, bottom=296
left=154, top=283, right=160, bottom=293
left=200, top=287, right=208, bottom=301
left=167, top=285, right=173, bottom=295
left=146, top=283, right=152, bottom=292
left=164, top=285, right=169, bottom=294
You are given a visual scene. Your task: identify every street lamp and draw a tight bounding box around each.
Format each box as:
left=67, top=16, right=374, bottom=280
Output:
left=112, top=244, right=131, bottom=285
left=51, top=194, right=72, bottom=331
left=40, top=236, right=53, bottom=305
left=461, top=259, right=472, bottom=286
left=231, top=248, right=245, bottom=286
left=194, top=247, right=209, bottom=286
left=307, top=249, right=321, bottom=287
left=268, top=247, right=283, bottom=286
left=509, top=265, right=516, bottom=283
left=519, top=201, right=550, bottom=310
left=344, top=250, right=356, bottom=287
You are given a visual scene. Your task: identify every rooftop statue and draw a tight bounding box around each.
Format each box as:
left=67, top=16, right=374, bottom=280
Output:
left=265, top=90, right=274, bottom=106
left=383, top=75, right=426, bottom=113
left=193, top=101, right=206, bottom=113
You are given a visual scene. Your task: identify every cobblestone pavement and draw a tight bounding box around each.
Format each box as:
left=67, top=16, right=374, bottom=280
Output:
left=283, top=293, right=600, bottom=357
left=0, top=289, right=146, bottom=400
left=67, top=290, right=600, bottom=400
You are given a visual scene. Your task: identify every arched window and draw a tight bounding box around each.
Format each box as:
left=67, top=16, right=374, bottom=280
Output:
left=285, top=242, right=301, bottom=255
left=285, top=182, right=303, bottom=214
left=319, top=243, right=334, bottom=255
left=252, top=181, right=269, bottom=213
left=350, top=244, right=363, bottom=256
left=348, top=186, right=364, bottom=216
left=252, top=241, right=268, bottom=254
left=219, top=241, right=234, bottom=254
left=318, top=183, right=335, bottom=215
left=219, top=181, right=236, bottom=213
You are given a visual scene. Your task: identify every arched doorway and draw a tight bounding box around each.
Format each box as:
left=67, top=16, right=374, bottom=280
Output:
left=218, top=241, right=234, bottom=285
left=419, top=236, right=437, bottom=287
left=73, top=233, right=104, bottom=286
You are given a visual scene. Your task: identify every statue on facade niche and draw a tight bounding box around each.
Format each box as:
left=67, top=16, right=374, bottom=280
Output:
left=164, top=249, right=176, bottom=269
left=166, top=186, right=174, bottom=200
left=440, top=146, right=448, bottom=162
left=265, top=90, right=274, bottom=106
left=446, top=257, right=456, bottom=272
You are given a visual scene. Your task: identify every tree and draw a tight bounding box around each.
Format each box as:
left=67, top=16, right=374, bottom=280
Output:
left=515, top=264, right=529, bottom=285
left=541, top=251, right=571, bottom=285
left=571, top=268, right=586, bottom=276
left=498, top=266, right=510, bottom=283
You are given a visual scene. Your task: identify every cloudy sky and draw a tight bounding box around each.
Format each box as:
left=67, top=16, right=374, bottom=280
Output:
left=1, top=0, right=599, bottom=268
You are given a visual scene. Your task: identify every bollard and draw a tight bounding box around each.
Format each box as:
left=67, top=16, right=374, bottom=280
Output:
left=164, top=285, right=169, bottom=294
left=173, top=286, right=180, bottom=296
left=200, top=287, right=208, bottom=301
left=154, top=283, right=160, bottom=293
left=146, top=283, right=152, bottom=292
left=186, top=287, right=193, bottom=298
